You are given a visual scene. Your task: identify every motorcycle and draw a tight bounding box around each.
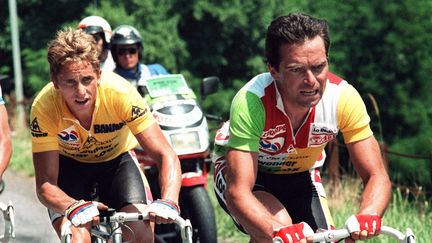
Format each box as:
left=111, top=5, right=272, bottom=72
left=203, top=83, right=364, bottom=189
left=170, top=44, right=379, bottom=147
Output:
left=134, top=74, right=219, bottom=243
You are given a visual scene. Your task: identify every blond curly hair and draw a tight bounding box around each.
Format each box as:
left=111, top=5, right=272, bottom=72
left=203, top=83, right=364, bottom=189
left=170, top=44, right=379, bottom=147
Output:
left=47, top=27, right=101, bottom=78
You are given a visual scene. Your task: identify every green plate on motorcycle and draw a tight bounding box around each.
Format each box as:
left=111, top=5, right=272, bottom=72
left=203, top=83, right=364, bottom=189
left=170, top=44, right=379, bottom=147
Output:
left=146, top=74, right=190, bottom=98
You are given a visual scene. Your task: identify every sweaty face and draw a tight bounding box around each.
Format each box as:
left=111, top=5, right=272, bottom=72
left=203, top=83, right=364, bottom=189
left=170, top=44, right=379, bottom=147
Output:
left=269, top=36, right=328, bottom=112
left=53, top=61, right=100, bottom=120
left=116, top=44, right=139, bottom=70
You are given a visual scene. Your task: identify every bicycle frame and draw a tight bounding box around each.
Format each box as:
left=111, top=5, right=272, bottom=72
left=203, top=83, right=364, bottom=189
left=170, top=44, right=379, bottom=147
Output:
left=61, top=209, right=193, bottom=243
left=274, top=225, right=416, bottom=243
left=0, top=201, right=15, bottom=242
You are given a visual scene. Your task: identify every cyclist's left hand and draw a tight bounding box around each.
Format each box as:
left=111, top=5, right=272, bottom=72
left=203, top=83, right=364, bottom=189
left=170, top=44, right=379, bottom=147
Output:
left=273, top=222, right=314, bottom=243
left=146, top=199, right=180, bottom=224
left=345, top=214, right=381, bottom=242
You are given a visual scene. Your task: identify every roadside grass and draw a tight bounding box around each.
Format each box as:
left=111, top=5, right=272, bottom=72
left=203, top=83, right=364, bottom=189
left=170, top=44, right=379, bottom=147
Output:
left=10, top=133, right=430, bottom=242
left=10, top=129, right=34, bottom=176
left=325, top=176, right=430, bottom=242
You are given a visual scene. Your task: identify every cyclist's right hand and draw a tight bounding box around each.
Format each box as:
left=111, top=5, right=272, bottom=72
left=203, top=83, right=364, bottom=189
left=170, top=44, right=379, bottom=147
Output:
left=146, top=199, right=180, bottom=224
left=345, top=214, right=381, bottom=242
left=65, top=200, right=105, bottom=226
left=273, top=222, right=314, bottom=243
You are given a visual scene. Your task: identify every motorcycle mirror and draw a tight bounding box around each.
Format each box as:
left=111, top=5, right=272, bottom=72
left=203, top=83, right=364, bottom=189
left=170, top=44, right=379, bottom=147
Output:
left=201, top=76, right=220, bottom=101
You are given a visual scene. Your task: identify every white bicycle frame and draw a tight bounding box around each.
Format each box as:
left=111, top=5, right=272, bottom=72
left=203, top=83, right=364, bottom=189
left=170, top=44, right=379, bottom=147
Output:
left=274, top=225, right=416, bottom=243
left=0, top=201, right=15, bottom=242
left=61, top=210, right=193, bottom=243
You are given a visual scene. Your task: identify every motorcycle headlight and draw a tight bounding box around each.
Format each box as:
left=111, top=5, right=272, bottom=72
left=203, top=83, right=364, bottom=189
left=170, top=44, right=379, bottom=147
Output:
left=170, top=132, right=200, bottom=151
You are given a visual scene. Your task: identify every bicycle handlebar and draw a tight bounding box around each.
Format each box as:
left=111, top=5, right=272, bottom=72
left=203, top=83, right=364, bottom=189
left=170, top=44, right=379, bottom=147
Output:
left=311, top=226, right=416, bottom=243
left=273, top=225, right=416, bottom=243
left=61, top=209, right=193, bottom=243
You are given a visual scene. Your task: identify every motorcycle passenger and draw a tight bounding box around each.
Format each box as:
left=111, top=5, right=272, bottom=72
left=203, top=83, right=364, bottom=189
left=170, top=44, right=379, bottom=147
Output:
left=78, top=15, right=116, bottom=72
left=30, top=28, right=181, bottom=243
left=212, top=13, right=391, bottom=243
left=110, top=25, right=169, bottom=94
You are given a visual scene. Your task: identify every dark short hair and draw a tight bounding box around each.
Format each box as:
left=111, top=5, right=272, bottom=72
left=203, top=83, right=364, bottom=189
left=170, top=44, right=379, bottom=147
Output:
left=265, top=13, right=330, bottom=70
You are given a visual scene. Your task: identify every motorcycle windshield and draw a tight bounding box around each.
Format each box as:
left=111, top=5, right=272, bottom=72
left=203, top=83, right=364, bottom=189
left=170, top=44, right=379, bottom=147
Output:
left=146, top=74, right=191, bottom=98
left=143, top=74, right=197, bottom=106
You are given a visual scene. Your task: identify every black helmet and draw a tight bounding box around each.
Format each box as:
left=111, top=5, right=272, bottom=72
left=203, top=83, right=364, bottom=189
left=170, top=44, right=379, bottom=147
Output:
left=111, top=25, right=143, bottom=63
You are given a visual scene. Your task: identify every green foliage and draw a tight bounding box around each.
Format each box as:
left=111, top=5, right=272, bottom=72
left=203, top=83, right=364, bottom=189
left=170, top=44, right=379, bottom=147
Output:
left=388, top=132, right=432, bottom=186
left=22, top=48, right=49, bottom=94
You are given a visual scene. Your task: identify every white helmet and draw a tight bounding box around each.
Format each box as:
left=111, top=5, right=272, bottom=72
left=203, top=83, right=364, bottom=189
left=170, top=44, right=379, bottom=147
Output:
left=78, top=16, right=112, bottom=44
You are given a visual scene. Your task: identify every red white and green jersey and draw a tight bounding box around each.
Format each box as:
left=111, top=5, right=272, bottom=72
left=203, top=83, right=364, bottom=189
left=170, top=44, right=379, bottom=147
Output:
left=30, top=71, right=156, bottom=163
left=214, top=72, right=372, bottom=174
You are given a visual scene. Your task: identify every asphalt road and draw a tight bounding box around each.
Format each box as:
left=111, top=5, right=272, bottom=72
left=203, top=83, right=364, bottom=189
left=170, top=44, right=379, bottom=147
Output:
left=1, top=170, right=58, bottom=243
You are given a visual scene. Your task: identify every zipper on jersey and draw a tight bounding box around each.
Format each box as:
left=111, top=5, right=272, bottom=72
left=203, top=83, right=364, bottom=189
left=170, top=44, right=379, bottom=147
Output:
left=286, top=108, right=313, bottom=146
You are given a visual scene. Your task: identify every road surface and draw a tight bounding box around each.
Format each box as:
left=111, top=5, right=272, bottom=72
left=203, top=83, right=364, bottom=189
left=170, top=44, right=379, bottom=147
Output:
left=1, top=170, right=58, bottom=243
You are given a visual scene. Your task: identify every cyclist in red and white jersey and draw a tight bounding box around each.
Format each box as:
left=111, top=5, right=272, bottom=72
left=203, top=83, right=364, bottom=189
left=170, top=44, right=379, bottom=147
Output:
left=213, top=13, right=391, bottom=243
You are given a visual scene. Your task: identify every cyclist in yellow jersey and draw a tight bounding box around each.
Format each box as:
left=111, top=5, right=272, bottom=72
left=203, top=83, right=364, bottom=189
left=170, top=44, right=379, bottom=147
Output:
left=212, top=13, right=391, bottom=243
left=30, top=27, right=181, bottom=242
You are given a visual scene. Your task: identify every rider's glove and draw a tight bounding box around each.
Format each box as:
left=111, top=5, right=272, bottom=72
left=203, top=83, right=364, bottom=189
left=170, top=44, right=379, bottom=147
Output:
left=65, top=200, right=99, bottom=226
left=345, top=214, right=382, bottom=234
left=273, top=222, right=314, bottom=243
left=146, top=199, right=180, bottom=220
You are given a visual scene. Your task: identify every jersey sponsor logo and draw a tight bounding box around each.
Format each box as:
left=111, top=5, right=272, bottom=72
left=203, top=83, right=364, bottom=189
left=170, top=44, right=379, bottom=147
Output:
left=262, top=124, right=286, bottom=138
left=58, top=126, right=79, bottom=144
left=129, top=105, right=147, bottom=122
left=311, top=125, right=337, bottom=135
left=93, top=122, right=125, bottom=134
left=286, top=144, right=297, bottom=154
left=309, top=123, right=337, bottom=146
left=81, top=135, right=115, bottom=149
left=258, top=160, right=297, bottom=167
left=259, top=137, right=284, bottom=153
left=72, top=135, right=119, bottom=158
left=30, top=118, right=48, bottom=137
left=214, top=161, right=227, bottom=201
left=310, top=134, right=336, bottom=146
left=257, top=159, right=301, bottom=173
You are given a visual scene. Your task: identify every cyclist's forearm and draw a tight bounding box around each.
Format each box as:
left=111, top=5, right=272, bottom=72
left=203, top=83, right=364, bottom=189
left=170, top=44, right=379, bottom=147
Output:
left=347, top=136, right=392, bottom=217
left=158, top=154, right=181, bottom=202
left=226, top=190, right=278, bottom=241
left=358, top=174, right=391, bottom=216
left=36, top=182, right=77, bottom=214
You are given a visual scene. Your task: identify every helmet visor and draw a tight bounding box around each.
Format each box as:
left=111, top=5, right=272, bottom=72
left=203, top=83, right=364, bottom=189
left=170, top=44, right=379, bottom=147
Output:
left=80, top=25, right=104, bottom=35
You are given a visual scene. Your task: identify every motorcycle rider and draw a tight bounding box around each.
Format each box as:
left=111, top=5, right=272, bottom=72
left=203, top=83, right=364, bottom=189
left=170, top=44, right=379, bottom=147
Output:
left=78, top=15, right=116, bottom=71
left=110, top=24, right=169, bottom=94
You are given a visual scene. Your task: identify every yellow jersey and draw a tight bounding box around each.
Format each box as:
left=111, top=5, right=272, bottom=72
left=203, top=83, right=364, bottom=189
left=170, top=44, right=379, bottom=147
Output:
left=30, top=71, right=156, bottom=163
